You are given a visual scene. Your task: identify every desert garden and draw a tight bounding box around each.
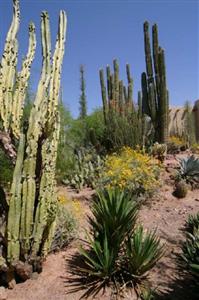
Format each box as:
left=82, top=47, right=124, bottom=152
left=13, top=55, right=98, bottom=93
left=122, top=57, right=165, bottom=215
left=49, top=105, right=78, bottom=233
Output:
left=0, top=1, right=198, bottom=299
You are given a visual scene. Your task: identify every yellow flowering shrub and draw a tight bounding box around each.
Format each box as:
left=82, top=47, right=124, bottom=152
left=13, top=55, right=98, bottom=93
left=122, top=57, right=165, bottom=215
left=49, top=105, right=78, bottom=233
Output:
left=58, top=194, right=82, bottom=218
left=168, top=136, right=186, bottom=146
left=101, top=147, right=161, bottom=195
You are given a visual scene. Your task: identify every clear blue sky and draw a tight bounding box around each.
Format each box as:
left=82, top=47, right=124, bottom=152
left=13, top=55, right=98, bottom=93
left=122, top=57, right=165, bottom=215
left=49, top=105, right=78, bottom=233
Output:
left=0, top=0, right=198, bottom=117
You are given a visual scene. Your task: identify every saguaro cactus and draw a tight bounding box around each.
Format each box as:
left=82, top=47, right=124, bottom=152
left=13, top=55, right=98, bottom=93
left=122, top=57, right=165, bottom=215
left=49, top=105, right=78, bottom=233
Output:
left=141, top=21, right=169, bottom=144
left=0, top=0, right=67, bottom=285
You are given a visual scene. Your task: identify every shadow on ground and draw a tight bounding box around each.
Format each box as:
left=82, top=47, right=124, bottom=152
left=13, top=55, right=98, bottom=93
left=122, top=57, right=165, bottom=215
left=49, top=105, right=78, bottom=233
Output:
left=154, top=274, right=198, bottom=300
left=63, top=252, right=109, bottom=299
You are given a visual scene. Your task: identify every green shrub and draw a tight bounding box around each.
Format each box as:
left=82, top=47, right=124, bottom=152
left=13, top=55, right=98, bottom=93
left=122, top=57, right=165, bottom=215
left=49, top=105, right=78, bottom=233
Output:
left=151, top=142, right=167, bottom=162
left=64, top=147, right=104, bottom=191
left=125, top=226, right=164, bottom=278
left=0, top=149, right=13, bottom=187
left=182, top=213, right=199, bottom=281
left=101, top=147, right=161, bottom=196
left=79, top=188, right=163, bottom=290
left=50, top=204, right=77, bottom=252
left=186, top=213, right=199, bottom=234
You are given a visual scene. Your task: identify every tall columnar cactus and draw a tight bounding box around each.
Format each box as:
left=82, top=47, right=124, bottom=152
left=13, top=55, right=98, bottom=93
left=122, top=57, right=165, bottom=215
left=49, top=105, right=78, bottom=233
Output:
left=141, top=21, right=169, bottom=144
left=0, top=0, right=67, bottom=284
left=99, top=59, right=143, bottom=149
left=99, top=59, right=135, bottom=121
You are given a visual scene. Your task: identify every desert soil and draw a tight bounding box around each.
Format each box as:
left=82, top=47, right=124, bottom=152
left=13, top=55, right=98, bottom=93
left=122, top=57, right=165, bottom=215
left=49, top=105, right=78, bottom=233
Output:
left=4, top=154, right=199, bottom=300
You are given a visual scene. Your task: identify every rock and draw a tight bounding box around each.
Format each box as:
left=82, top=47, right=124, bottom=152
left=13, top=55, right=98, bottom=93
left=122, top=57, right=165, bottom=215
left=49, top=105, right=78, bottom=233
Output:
left=0, top=287, right=7, bottom=300
left=31, top=272, right=39, bottom=280
left=13, top=261, right=32, bottom=281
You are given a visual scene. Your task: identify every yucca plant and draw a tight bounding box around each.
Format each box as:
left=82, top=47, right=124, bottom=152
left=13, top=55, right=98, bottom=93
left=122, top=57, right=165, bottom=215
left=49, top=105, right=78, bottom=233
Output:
left=89, top=188, right=139, bottom=245
left=125, top=226, right=164, bottom=278
left=186, top=212, right=199, bottom=234
left=177, top=155, right=199, bottom=187
left=80, top=188, right=139, bottom=280
left=80, top=232, right=119, bottom=279
left=182, top=229, right=199, bottom=279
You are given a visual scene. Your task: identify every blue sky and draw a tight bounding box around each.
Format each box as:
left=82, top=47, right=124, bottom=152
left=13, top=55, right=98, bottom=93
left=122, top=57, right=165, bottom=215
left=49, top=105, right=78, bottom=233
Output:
left=0, top=0, right=198, bottom=117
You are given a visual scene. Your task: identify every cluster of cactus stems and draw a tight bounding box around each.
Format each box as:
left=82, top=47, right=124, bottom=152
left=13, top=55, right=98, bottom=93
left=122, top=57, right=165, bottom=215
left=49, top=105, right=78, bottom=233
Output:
left=141, top=21, right=169, bottom=144
left=99, top=59, right=135, bottom=123
left=99, top=59, right=144, bottom=149
left=0, top=0, right=66, bottom=280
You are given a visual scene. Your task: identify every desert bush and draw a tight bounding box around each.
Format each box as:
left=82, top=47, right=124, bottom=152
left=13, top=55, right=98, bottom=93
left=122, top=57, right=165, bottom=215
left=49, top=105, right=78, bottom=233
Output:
left=151, top=142, right=167, bottom=162
left=0, top=149, right=13, bottom=187
left=63, top=147, right=104, bottom=191
left=101, top=147, right=161, bottom=196
left=182, top=214, right=199, bottom=280
left=79, top=188, right=163, bottom=291
left=177, top=155, right=199, bottom=188
left=191, top=143, right=199, bottom=155
left=167, top=136, right=187, bottom=154
left=50, top=201, right=77, bottom=252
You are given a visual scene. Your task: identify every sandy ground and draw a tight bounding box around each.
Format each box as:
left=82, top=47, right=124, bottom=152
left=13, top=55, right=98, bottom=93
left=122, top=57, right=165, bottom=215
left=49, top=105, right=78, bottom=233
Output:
left=4, top=154, right=199, bottom=300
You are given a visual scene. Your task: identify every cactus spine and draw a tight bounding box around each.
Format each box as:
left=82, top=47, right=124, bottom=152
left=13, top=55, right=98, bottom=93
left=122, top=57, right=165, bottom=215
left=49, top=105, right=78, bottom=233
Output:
left=0, top=0, right=67, bottom=281
left=142, top=21, right=169, bottom=144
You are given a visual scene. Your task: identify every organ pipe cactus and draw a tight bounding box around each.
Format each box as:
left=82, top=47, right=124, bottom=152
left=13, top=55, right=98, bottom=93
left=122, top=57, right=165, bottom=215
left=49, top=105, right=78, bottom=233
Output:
left=99, top=60, right=143, bottom=149
left=0, top=0, right=67, bottom=284
left=141, top=21, right=169, bottom=144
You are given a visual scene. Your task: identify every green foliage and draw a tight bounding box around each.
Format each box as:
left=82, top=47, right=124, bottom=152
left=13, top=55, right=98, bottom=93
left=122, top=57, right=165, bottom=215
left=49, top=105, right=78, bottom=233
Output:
left=99, top=60, right=144, bottom=151
left=177, top=155, right=199, bottom=188
left=79, top=188, right=163, bottom=289
left=151, top=142, right=167, bottom=162
left=64, top=147, right=104, bottom=190
left=125, top=225, right=163, bottom=278
left=0, top=149, right=13, bottom=187
left=173, top=180, right=188, bottom=199
left=182, top=213, right=199, bottom=281
left=89, top=189, right=139, bottom=244
left=56, top=102, right=75, bottom=183
left=186, top=213, right=199, bottom=234
left=50, top=203, right=77, bottom=252
left=183, top=229, right=199, bottom=280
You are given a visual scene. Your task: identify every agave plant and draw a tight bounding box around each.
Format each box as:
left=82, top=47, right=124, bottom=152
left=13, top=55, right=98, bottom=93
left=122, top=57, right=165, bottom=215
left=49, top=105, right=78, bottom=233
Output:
left=178, top=155, right=199, bottom=187
left=125, top=226, right=164, bottom=278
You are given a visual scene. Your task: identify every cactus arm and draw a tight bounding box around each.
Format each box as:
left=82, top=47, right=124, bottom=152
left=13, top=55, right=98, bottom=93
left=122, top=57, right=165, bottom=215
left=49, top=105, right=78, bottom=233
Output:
left=31, top=12, right=67, bottom=257
left=143, top=21, right=153, bottom=79
left=20, top=12, right=52, bottom=254
left=0, top=0, right=20, bottom=131
left=113, top=59, right=119, bottom=108
left=99, top=69, right=107, bottom=123
left=106, top=65, right=111, bottom=101
left=7, top=134, right=25, bottom=263
left=11, top=23, right=36, bottom=138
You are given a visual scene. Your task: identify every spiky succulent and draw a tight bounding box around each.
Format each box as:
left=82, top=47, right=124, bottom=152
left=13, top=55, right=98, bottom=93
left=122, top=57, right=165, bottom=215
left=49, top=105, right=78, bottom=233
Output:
left=177, top=155, right=199, bottom=187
